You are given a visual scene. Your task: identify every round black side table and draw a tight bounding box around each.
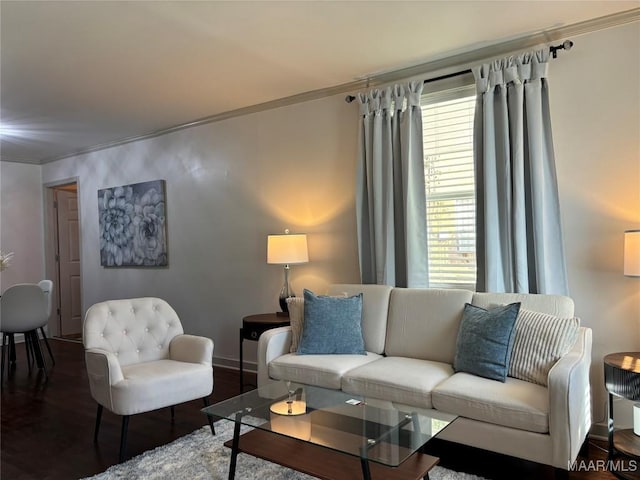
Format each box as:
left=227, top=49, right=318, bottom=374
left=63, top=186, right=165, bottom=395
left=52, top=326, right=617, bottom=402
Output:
left=239, top=313, right=290, bottom=392
left=604, top=352, right=640, bottom=479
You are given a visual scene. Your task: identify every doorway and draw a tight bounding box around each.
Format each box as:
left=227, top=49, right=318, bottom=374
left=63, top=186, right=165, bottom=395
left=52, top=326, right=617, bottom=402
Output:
left=45, top=182, right=82, bottom=341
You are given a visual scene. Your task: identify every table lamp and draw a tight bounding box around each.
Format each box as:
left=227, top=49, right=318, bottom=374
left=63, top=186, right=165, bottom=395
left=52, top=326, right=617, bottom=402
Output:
left=267, top=229, right=308, bottom=315
left=624, top=230, right=640, bottom=277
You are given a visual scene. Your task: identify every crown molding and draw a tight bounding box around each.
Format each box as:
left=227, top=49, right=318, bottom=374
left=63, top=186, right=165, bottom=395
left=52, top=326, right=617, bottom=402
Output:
left=39, top=7, right=639, bottom=165
left=352, top=7, right=640, bottom=86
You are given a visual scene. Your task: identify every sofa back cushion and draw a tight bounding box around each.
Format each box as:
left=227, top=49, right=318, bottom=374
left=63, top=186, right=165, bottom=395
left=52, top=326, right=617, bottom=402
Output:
left=327, top=284, right=392, bottom=355
left=472, top=292, right=576, bottom=386
left=471, top=292, right=574, bottom=317
left=385, top=288, right=473, bottom=363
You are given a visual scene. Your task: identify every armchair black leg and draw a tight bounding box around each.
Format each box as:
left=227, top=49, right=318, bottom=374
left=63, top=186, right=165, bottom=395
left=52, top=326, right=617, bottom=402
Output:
left=38, top=327, right=55, bottom=365
left=203, top=397, right=215, bottom=435
left=170, top=405, right=175, bottom=421
left=119, top=415, right=130, bottom=463
left=94, top=404, right=103, bottom=443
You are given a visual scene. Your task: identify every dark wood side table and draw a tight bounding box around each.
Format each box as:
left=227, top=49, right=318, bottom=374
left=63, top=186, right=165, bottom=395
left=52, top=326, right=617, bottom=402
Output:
left=604, top=352, right=640, bottom=479
left=239, top=313, right=290, bottom=392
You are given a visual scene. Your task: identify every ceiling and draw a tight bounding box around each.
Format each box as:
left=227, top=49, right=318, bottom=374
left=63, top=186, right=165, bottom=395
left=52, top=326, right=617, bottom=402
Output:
left=1, top=1, right=638, bottom=165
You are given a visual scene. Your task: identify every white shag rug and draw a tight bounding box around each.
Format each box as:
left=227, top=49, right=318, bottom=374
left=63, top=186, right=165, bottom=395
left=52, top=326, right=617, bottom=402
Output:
left=81, top=420, right=488, bottom=480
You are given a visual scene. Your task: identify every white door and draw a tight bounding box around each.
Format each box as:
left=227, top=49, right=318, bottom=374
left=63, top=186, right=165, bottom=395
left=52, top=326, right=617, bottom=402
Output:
left=56, top=189, right=82, bottom=338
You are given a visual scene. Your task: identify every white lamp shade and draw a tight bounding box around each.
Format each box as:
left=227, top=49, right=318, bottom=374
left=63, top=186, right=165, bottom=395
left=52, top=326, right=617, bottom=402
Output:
left=267, top=233, right=308, bottom=265
left=624, top=230, right=640, bottom=277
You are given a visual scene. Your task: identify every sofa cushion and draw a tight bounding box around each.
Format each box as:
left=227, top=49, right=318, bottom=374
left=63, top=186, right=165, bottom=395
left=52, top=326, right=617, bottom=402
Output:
left=453, top=302, right=520, bottom=382
left=297, top=289, right=366, bottom=355
left=508, top=309, right=580, bottom=386
left=269, top=352, right=382, bottom=389
left=327, top=284, right=392, bottom=355
left=432, top=372, right=549, bottom=433
left=341, top=357, right=454, bottom=409
left=472, top=292, right=574, bottom=318
left=385, top=288, right=473, bottom=363
left=115, top=359, right=213, bottom=416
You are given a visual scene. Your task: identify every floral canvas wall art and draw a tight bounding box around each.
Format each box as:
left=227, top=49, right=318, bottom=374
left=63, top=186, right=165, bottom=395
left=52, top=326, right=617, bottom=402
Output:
left=98, top=180, right=168, bottom=267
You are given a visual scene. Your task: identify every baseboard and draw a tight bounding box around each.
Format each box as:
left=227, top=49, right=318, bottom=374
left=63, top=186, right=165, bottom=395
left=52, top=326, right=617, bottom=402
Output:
left=590, top=416, right=637, bottom=442
left=3, top=341, right=258, bottom=374
left=3, top=333, right=26, bottom=343
left=213, top=355, right=257, bottom=373
left=54, top=337, right=83, bottom=344
left=589, top=423, right=608, bottom=441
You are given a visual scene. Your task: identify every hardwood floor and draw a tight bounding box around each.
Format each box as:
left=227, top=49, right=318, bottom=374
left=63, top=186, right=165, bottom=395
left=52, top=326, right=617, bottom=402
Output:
left=0, top=339, right=629, bottom=480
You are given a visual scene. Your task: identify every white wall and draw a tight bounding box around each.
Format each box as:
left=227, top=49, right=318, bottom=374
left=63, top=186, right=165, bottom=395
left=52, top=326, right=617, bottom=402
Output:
left=0, top=162, right=45, bottom=290
left=551, top=21, right=640, bottom=432
left=41, top=95, right=362, bottom=368
left=5, top=19, right=637, bottom=434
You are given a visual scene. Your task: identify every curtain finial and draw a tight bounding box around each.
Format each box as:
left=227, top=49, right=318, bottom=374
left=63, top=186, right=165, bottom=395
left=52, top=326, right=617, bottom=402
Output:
left=550, top=40, right=573, bottom=58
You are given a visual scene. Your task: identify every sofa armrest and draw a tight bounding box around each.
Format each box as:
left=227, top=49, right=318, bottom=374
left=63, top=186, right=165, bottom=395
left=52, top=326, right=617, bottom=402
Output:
left=548, top=326, right=593, bottom=469
left=170, top=334, right=214, bottom=365
left=85, top=348, right=124, bottom=411
left=257, top=326, right=292, bottom=388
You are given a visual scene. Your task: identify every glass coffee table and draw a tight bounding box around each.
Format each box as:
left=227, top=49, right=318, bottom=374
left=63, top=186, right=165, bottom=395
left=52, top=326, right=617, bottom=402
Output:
left=202, top=381, right=456, bottom=480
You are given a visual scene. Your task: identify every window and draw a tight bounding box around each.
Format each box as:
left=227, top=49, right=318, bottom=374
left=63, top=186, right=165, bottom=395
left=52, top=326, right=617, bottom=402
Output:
left=421, top=84, right=476, bottom=288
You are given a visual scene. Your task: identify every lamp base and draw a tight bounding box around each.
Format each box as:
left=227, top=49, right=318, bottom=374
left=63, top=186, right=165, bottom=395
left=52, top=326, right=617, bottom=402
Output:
left=278, top=264, right=294, bottom=314
left=279, top=293, right=294, bottom=315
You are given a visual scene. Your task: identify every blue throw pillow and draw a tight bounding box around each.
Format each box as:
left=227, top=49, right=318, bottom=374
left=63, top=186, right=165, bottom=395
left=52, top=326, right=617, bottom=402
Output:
left=297, top=289, right=366, bottom=355
left=453, top=302, right=521, bottom=382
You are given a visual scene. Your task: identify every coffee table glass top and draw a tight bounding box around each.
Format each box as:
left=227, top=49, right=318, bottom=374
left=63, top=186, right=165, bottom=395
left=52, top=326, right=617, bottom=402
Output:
left=202, top=381, right=456, bottom=467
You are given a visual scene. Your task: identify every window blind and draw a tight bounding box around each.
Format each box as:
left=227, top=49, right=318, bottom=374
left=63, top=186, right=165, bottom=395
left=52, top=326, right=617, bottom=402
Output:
left=421, top=86, right=476, bottom=287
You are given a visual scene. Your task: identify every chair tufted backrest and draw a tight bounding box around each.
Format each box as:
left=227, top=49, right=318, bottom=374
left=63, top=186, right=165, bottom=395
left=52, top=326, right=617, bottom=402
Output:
left=83, top=297, right=184, bottom=366
left=1, top=284, right=49, bottom=333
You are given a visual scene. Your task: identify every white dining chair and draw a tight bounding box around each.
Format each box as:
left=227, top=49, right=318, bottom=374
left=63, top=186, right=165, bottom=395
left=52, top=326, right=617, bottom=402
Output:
left=1, top=283, right=50, bottom=384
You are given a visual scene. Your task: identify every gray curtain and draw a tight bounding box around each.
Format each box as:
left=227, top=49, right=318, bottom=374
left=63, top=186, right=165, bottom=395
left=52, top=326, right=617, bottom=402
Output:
left=473, top=49, right=569, bottom=295
left=355, top=81, right=428, bottom=287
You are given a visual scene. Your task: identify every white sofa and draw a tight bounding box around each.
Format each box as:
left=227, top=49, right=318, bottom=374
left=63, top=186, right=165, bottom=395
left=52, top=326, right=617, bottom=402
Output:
left=257, top=284, right=592, bottom=472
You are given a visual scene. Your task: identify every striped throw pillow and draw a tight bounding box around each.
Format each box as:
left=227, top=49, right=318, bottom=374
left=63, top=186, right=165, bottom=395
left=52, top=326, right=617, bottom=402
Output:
left=286, top=297, right=305, bottom=353
left=508, top=309, right=580, bottom=386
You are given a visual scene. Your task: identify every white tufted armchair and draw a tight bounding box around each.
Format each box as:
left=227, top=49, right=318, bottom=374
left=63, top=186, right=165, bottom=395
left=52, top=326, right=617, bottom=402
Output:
left=83, top=297, right=214, bottom=462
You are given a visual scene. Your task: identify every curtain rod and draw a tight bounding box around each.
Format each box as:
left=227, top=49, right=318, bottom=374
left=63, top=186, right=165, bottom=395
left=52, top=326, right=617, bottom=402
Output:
left=344, top=40, right=573, bottom=103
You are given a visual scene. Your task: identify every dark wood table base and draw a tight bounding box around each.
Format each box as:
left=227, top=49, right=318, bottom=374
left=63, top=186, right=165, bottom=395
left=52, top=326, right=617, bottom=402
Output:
left=605, top=352, right=640, bottom=479
left=223, top=428, right=439, bottom=480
